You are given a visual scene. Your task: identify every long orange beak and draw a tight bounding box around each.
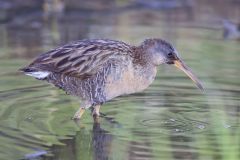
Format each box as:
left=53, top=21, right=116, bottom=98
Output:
left=174, top=60, right=204, bottom=91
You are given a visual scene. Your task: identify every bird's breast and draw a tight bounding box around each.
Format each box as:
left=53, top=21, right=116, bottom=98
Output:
left=104, top=64, right=157, bottom=100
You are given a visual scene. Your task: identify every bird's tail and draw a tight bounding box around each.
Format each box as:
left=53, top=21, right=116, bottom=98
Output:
left=19, top=67, right=35, bottom=73
left=19, top=67, right=50, bottom=80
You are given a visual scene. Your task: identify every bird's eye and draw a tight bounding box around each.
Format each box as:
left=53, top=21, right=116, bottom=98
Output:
left=168, top=52, right=173, bottom=56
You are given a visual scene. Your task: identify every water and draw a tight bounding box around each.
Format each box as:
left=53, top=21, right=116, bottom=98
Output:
left=0, top=1, right=239, bottom=160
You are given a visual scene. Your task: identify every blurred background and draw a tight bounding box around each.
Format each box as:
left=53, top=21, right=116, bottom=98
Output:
left=0, top=0, right=239, bottom=160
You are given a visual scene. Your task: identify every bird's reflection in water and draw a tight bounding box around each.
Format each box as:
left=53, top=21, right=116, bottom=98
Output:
left=92, top=121, right=113, bottom=160
left=73, top=116, right=115, bottom=160
left=46, top=118, right=115, bottom=160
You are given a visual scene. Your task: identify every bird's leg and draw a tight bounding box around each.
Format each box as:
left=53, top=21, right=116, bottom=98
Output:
left=92, top=105, right=101, bottom=116
left=72, top=107, right=85, bottom=120
left=92, top=105, right=101, bottom=122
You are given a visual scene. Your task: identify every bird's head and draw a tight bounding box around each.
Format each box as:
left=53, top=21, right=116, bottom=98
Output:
left=142, top=38, right=204, bottom=91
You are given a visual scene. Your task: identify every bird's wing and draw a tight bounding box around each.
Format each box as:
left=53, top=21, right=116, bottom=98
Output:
left=26, top=39, right=133, bottom=79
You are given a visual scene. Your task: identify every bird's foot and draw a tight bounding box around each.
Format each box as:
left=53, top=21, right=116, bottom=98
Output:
left=71, top=116, right=81, bottom=121
left=72, top=107, right=85, bottom=120
left=92, top=105, right=101, bottom=123
left=92, top=114, right=100, bottom=123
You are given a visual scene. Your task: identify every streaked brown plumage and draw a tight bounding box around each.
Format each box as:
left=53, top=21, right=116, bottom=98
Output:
left=21, top=38, right=203, bottom=120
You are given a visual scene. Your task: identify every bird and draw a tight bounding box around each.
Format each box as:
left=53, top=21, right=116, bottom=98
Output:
left=20, top=38, right=203, bottom=120
left=222, top=20, right=240, bottom=40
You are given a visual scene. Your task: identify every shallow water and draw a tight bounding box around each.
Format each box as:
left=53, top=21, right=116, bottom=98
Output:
left=0, top=1, right=240, bottom=160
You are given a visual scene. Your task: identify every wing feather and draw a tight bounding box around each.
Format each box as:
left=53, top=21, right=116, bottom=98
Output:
left=26, top=39, right=133, bottom=79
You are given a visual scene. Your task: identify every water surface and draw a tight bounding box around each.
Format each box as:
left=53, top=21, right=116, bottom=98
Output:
left=0, top=1, right=239, bottom=160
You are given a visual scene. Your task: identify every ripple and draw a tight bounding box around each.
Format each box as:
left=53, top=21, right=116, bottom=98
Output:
left=140, top=117, right=209, bottom=135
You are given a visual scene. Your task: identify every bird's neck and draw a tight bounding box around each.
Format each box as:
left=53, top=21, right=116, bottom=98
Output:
left=131, top=46, right=151, bottom=66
